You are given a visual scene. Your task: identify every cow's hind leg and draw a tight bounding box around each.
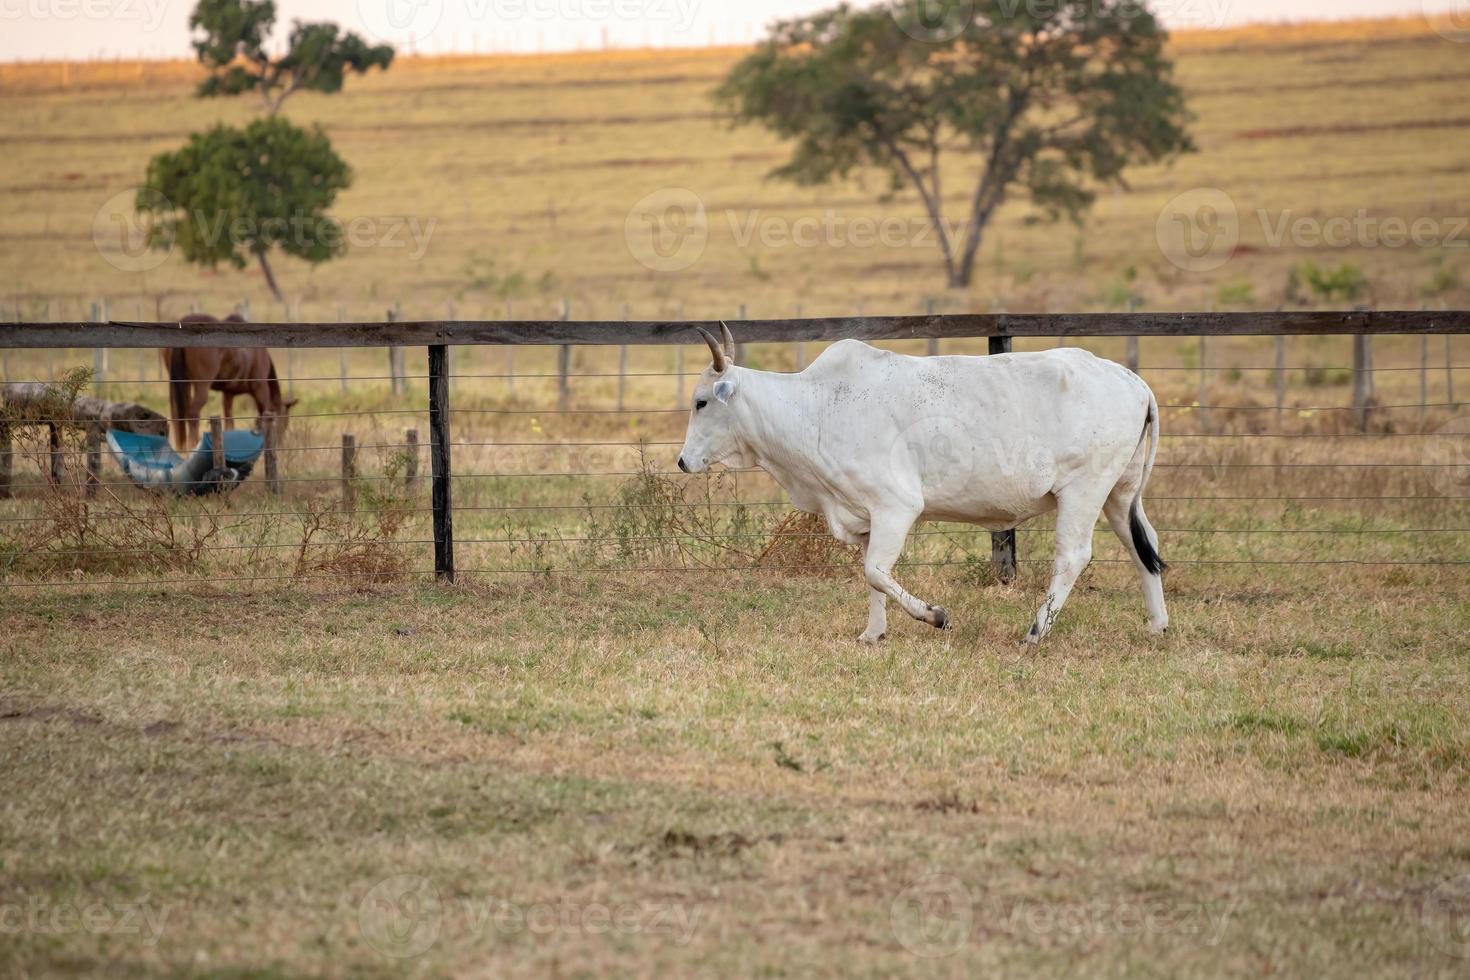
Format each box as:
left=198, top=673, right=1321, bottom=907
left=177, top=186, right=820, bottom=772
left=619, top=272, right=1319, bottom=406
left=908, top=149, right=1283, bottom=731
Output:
left=1104, top=489, right=1169, bottom=635
left=860, top=511, right=948, bottom=643
left=1023, top=488, right=1108, bottom=645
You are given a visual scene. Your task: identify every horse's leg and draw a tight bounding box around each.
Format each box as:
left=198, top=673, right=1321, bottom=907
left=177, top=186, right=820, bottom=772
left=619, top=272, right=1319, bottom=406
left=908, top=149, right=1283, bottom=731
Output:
left=250, top=383, right=271, bottom=434
left=222, top=392, right=235, bottom=430
left=187, top=383, right=206, bottom=448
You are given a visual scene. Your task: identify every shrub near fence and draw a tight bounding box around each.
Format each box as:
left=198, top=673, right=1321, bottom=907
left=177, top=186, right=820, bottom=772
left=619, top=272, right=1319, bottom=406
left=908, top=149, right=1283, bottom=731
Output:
left=0, top=310, right=1467, bottom=591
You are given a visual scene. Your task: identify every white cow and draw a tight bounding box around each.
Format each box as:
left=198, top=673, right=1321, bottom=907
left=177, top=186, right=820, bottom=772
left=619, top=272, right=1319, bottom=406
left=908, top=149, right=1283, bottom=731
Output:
left=677, top=324, right=1168, bottom=644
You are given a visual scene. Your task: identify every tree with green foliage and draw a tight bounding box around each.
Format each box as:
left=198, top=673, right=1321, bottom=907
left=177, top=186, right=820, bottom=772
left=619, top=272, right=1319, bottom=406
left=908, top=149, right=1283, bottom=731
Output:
left=1295, top=261, right=1370, bottom=305
left=716, top=0, right=1194, bottom=290
left=139, top=117, right=350, bottom=301
left=136, top=0, right=391, bottom=301
left=190, top=0, right=393, bottom=115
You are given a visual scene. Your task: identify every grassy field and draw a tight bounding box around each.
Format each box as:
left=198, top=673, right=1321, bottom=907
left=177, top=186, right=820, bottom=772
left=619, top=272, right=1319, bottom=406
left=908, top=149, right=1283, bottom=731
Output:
left=2, top=570, right=1468, bottom=976
left=2, top=13, right=1470, bottom=978
left=0, top=16, right=1468, bottom=319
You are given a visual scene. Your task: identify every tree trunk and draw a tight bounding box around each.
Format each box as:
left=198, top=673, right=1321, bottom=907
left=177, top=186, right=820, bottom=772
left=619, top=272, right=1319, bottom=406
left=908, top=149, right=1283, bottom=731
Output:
left=257, top=251, right=284, bottom=304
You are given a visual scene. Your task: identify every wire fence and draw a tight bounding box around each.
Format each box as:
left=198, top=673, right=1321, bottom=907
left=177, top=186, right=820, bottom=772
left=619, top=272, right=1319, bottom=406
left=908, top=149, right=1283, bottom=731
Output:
left=0, top=314, right=1467, bottom=591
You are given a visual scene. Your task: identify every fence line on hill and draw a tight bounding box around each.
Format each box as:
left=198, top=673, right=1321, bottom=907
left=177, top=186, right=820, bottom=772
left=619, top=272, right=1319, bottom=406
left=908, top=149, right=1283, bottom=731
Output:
left=0, top=311, right=1466, bottom=590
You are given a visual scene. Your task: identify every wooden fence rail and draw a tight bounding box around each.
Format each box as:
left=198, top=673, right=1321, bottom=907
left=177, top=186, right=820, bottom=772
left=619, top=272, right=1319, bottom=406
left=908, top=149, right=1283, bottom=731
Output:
left=3, top=311, right=1464, bottom=583
left=2, top=310, right=1468, bottom=349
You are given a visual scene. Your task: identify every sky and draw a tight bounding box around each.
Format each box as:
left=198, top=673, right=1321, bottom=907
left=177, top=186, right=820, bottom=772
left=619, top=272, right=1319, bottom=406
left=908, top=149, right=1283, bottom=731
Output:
left=1, top=0, right=1465, bottom=61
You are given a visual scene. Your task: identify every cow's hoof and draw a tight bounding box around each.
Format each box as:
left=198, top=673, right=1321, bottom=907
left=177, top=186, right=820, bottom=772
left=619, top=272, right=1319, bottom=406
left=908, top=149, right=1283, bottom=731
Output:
left=1021, top=625, right=1042, bottom=646
left=928, top=606, right=950, bottom=631
left=857, top=631, right=886, bottom=646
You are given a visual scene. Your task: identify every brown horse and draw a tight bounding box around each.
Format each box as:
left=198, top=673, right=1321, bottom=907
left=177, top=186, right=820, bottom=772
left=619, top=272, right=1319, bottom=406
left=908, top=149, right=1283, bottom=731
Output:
left=161, top=313, right=298, bottom=450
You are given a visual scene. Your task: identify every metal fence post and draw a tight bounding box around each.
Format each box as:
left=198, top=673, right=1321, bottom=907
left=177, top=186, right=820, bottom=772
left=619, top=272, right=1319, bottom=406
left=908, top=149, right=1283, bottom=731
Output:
left=989, top=335, right=1018, bottom=583
left=429, top=344, right=455, bottom=584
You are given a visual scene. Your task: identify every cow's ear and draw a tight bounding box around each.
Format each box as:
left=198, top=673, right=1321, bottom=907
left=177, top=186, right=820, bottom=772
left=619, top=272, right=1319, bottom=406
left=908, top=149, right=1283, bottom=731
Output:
left=713, top=378, right=736, bottom=404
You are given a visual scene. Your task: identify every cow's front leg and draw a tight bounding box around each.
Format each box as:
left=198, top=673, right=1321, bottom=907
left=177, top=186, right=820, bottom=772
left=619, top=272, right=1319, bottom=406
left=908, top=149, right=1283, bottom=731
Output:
left=860, top=512, right=948, bottom=639
left=859, top=572, right=888, bottom=646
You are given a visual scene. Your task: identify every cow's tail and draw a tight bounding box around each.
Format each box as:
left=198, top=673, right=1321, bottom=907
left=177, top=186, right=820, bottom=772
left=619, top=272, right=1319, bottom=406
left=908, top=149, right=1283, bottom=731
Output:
left=167, top=348, right=189, bottom=449
left=1128, top=391, right=1167, bottom=576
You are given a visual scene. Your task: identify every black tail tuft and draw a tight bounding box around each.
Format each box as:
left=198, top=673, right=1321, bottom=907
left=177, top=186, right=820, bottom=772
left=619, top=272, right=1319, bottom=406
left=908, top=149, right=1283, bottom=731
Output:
left=1130, top=502, right=1167, bottom=576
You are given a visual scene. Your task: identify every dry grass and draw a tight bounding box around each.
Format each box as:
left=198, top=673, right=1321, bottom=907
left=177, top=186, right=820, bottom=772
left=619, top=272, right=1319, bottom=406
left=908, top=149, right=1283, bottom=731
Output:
left=1, top=568, right=1467, bottom=976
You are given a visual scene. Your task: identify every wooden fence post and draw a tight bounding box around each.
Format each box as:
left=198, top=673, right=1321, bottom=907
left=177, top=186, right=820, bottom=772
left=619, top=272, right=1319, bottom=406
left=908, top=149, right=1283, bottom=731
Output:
left=48, top=424, right=63, bottom=485
left=429, top=344, right=455, bottom=584
left=90, top=302, right=107, bottom=390
left=0, top=423, right=11, bottom=500
left=989, top=335, right=1018, bottom=583
left=1198, top=336, right=1210, bottom=433
left=405, top=429, right=419, bottom=490
left=207, top=416, right=225, bottom=495
left=1352, top=334, right=1374, bottom=432
left=341, top=433, right=357, bottom=509
left=84, top=424, right=101, bottom=498
left=264, top=413, right=281, bottom=496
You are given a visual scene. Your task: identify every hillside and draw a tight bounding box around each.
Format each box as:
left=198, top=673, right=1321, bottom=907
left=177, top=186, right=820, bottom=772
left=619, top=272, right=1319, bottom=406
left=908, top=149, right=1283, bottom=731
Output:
left=1, top=16, right=1468, bottom=323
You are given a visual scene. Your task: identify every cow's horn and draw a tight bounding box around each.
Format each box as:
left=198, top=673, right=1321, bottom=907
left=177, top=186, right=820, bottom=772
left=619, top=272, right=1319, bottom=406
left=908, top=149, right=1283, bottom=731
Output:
left=696, top=327, right=727, bottom=373
left=719, top=321, right=737, bottom=363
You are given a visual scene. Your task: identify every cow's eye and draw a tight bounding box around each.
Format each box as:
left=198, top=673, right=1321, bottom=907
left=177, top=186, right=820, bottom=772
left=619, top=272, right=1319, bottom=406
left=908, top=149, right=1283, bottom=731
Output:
left=695, top=400, right=708, bottom=411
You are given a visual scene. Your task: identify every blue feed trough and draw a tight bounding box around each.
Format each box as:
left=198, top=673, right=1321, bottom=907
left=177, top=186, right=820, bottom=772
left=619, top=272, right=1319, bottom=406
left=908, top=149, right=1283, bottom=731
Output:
left=107, top=429, right=266, bottom=496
